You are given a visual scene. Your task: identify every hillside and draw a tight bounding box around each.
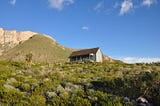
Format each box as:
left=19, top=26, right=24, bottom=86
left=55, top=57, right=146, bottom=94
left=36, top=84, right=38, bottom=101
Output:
left=0, top=61, right=160, bottom=105
left=0, top=34, right=73, bottom=63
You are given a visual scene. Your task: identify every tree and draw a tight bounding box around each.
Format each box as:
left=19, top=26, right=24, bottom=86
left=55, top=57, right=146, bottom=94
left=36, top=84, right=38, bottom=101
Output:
left=25, top=53, right=33, bottom=68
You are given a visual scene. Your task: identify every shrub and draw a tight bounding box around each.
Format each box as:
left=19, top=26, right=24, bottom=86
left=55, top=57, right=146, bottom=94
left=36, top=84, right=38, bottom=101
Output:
left=72, top=96, right=91, bottom=106
left=52, top=96, right=61, bottom=106
left=0, top=89, right=24, bottom=104
left=29, top=95, right=46, bottom=106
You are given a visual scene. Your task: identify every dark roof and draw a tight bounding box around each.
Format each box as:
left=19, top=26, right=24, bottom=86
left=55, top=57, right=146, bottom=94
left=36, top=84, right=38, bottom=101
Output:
left=70, top=47, right=99, bottom=57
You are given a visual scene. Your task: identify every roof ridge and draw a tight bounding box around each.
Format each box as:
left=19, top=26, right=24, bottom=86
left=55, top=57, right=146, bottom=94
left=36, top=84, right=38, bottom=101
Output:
left=70, top=47, right=100, bottom=57
left=75, top=47, right=99, bottom=52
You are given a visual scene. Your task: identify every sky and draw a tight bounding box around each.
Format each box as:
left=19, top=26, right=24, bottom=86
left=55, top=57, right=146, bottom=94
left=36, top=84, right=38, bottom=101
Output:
left=0, top=0, right=160, bottom=63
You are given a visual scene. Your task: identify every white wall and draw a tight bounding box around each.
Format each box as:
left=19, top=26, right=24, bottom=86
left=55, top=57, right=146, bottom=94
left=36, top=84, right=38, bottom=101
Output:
left=96, top=49, right=103, bottom=62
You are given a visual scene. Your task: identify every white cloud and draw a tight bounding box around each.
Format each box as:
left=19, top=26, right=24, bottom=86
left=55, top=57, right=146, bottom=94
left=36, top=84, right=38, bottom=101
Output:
left=94, top=1, right=104, bottom=11
left=121, top=57, right=160, bottom=63
left=120, top=0, right=133, bottom=15
left=48, top=0, right=74, bottom=10
left=93, top=0, right=158, bottom=16
left=142, top=0, right=157, bottom=7
left=82, top=26, right=89, bottom=31
left=10, top=0, right=16, bottom=5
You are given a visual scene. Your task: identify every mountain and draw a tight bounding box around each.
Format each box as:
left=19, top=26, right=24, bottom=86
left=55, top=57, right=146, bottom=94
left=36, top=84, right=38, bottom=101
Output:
left=0, top=28, right=36, bottom=45
left=0, top=28, right=116, bottom=63
left=0, top=34, right=72, bottom=63
left=0, top=28, right=36, bottom=55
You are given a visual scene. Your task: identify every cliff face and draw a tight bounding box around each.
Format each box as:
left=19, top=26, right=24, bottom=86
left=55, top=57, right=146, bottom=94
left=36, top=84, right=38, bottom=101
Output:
left=0, top=28, right=37, bottom=55
left=0, top=28, right=37, bottom=46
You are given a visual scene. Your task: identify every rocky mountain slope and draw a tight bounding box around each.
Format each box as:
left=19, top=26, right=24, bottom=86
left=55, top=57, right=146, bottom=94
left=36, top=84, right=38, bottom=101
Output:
left=0, top=28, right=36, bottom=45
left=0, top=28, right=37, bottom=55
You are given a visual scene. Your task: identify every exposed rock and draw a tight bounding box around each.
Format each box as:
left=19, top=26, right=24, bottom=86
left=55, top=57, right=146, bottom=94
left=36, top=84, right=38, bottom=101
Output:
left=2, top=30, right=17, bottom=45
left=137, top=97, right=148, bottom=103
left=4, top=84, right=19, bottom=91
left=64, top=82, right=80, bottom=92
left=0, top=28, right=5, bottom=43
left=56, top=85, right=65, bottom=94
left=136, top=97, right=151, bottom=106
left=46, top=92, right=57, bottom=98
left=6, top=78, right=17, bottom=84
left=0, top=28, right=37, bottom=46
left=17, top=31, right=37, bottom=43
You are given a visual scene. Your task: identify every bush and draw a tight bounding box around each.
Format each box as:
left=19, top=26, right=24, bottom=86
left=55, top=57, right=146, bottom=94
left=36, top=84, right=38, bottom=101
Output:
left=29, top=95, right=46, bottom=106
left=72, top=96, right=91, bottom=106
left=0, top=89, right=24, bottom=104
left=52, top=96, right=61, bottom=106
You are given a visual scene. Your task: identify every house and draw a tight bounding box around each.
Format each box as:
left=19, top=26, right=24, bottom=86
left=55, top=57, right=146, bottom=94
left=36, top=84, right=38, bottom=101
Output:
left=69, top=47, right=103, bottom=62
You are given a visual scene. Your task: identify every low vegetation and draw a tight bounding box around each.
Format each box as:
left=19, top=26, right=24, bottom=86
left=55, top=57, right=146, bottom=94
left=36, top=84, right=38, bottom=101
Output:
left=0, top=61, right=160, bottom=106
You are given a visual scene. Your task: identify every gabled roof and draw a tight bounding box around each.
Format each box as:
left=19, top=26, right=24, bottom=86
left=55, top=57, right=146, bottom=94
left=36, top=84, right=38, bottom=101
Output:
left=70, top=47, right=99, bottom=57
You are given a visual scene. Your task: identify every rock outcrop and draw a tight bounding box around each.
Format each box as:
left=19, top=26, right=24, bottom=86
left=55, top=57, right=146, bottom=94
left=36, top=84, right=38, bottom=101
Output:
left=0, top=28, right=37, bottom=46
left=103, top=55, right=114, bottom=62
left=0, top=28, right=37, bottom=55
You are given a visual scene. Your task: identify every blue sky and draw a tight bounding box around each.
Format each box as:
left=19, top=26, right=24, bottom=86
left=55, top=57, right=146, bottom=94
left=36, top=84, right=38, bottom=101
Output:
left=0, top=0, right=160, bottom=63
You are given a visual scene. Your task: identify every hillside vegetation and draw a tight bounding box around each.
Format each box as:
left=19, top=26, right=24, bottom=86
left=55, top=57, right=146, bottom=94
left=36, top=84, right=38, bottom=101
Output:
left=0, top=61, right=160, bottom=106
left=0, top=35, right=72, bottom=63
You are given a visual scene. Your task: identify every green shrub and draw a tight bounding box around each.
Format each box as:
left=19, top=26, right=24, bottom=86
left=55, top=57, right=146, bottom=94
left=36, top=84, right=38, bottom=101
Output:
left=29, top=95, right=46, bottom=106
left=50, top=96, right=59, bottom=105
left=72, top=96, right=91, bottom=106
left=0, top=89, right=24, bottom=104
